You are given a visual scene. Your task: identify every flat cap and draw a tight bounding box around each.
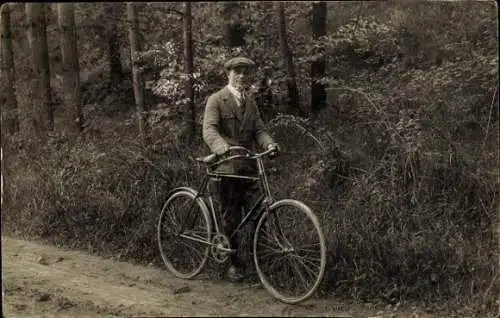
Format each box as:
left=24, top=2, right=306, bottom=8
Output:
left=224, top=56, right=256, bottom=70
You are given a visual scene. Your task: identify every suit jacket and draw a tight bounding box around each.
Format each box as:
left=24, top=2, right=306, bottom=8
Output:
left=202, top=86, right=275, bottom=174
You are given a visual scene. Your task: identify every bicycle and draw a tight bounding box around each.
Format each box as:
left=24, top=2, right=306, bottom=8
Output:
left=157, top=145, right=326, bottom=304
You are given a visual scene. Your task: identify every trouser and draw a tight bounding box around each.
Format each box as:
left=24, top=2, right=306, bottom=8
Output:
left=218, top=177, right=258, bottom=269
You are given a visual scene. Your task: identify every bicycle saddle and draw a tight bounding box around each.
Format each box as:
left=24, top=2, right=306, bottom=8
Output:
left=195, top=153, right=218, bottom=164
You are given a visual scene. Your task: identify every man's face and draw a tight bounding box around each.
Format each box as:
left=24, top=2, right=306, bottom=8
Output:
left=228, top=66, right=252, bottom=91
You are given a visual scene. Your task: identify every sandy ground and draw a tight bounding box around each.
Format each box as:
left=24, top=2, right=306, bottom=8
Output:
left=1, top=236, right=468, bottom=317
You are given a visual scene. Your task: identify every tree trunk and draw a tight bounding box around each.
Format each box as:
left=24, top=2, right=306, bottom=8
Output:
left=0, top=3, right=18, bottom=209
left=127, top=2, right=149, bottom=146
left=277, top=2, right=301, bottom=115
left=311, top=1, right=327, bottom=114
left=26, top=3, right=53, bottom=131
left=183, top=2, right=195, bottom=143
left=104, top=3, right=123, bottom=84
left=57, top=3, right=82, bottom=138
left=1, top=3, right=19, bottom=135
left=222, top=2, right=246, bottom=52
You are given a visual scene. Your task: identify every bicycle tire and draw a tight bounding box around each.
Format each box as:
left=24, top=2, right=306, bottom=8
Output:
left=157, top=188, right=212, bottom=279
left=253, top=199, right=326, bottom=304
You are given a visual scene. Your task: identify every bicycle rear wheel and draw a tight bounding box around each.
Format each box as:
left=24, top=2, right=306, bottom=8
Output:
left=157, top=188, right=212, bottom=279
left=253, top=199, right=326, bottom=304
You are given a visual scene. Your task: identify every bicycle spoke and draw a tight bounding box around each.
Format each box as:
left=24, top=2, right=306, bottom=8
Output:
left=164, top=208, right=180, bottom=229
left=256, top=247, right=286, bottom=258
left=269, top=213, right=314, bottom=251
left=292, top=253, right=322, bottom=270
left=257, top=227, right=292, bottom=255
left=267, top=216, right=293, bottom=247
left=290, top=254, right=320, bottom=281
left=177, top=238, right=204, bottom=258
left=288, top=256, right=312, bottom=292
left=166, top=236, right=195, bottom=259
left=165, top=231, right=205, bottom=270
left=257, top=240, right=284, bottom=254
left=258, top=253, right=287, bottom=273
left=260, top=253, right=288, bottom=275
left=259, top=226, right=285, bottom=251
left=169, top=199, right=199, bottom=231
left=273, top=229, right=292, bottom=249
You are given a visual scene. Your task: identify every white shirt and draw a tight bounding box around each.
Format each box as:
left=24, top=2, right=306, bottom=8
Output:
left=227, top=84, right=244, bottom=107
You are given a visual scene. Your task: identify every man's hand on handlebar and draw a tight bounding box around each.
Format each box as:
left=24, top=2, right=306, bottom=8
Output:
left=267, top=143, right=281, bottom=158
left=220, top=145, right=249, bottom=159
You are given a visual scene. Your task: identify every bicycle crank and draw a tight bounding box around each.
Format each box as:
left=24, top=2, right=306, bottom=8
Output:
left=211, top=234, right=232, bottom=263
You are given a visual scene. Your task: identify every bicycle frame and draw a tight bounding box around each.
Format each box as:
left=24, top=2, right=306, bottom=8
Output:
left=175, top=147, right=276, bottom=248
left=195, top=151, right=274, bottom=240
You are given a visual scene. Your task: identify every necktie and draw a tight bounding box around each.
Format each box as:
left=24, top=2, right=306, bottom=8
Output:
left=240, top=91, right=247, bottom=107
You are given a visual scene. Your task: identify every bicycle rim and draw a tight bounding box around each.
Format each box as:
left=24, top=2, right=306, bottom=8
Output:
left=157, top=189, right=212, bottom=279
left=253, top=199, right=326, bottom=304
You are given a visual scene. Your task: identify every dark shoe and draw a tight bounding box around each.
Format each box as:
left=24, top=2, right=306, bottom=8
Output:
left=227, top=265, right=245, bottom=283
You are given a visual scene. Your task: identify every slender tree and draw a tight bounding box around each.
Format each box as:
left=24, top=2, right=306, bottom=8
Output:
left=57, top=3, right=82, bottom=138
left=1, top=3, right=19, bottom=134
left=26, top=3, right=53, bottom=131
left=127, top=2, right=149, bottom=146
left=104, top=3, right=123, bottom=84
left=183, top=2, right=195, bottom=142
left=1, top=3, right=18, bottom=208
left=276, top=2, right=300, bottom=115
left=311, top=1, right=327, bottom=114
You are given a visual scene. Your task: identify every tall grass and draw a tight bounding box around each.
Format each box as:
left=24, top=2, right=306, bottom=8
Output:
left=267, top=111, right=498, bottom=313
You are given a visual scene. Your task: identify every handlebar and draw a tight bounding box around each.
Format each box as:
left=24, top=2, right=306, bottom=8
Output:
left=193, top=145, right=278, bottom=166
left=194, top=145, right=278, bottom=166
left=226, top=145, right=275, bottom=159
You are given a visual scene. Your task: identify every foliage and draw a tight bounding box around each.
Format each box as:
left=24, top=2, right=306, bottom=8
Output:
left=3, top=128, right=197, bottom=261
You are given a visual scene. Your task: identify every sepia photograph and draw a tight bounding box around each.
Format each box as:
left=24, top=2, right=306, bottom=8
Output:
left=1, top=1, right=498, bottom=317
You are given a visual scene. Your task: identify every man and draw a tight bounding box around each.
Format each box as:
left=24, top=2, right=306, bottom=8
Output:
left=202, top=56, right=280, bottom=282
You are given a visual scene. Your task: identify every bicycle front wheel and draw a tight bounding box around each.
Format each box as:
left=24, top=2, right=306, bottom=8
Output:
left=157, top=188, right=212, bottom=279
left=253, top=199, right=326, bottom=304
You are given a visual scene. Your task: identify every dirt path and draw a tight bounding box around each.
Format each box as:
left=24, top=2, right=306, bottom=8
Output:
left=2, top=236, right=453, bottom=317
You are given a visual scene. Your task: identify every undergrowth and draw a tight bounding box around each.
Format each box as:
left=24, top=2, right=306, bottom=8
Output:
left=266, top=110, right=498, bottom=314
left=3, top=109, right=498, bottom=317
